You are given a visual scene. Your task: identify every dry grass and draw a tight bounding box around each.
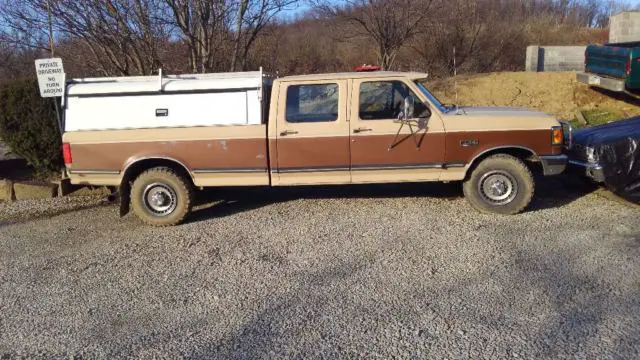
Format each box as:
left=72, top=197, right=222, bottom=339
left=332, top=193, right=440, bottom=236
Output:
left=428, top=71, right=640, bottom=122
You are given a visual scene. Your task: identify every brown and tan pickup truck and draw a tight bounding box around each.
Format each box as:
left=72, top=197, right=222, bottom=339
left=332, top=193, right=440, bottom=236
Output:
left=61, top=70, right=570, bottom=225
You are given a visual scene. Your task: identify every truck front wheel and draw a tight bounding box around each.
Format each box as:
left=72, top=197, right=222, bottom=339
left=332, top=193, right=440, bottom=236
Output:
left=130, top=167, right=193, bottom=226
left=463, top=154, right=534, bottom=215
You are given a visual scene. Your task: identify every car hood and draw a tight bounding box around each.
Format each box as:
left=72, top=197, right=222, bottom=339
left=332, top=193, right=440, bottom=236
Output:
left=572, top=116, right=640, bottom=145
left=440, top=106, right=560, bottom=132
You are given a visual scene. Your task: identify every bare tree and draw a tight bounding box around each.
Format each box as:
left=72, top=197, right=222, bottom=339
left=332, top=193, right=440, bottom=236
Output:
left=0, top=0, right=169, bottom=76
left=411, top=0, right=483, bottom=76
left=161, top=0, right=294, bottom=73
left=162, top=0, right=231, bottom=73
left=314, top=0, right=434, bottom=70
left=229, top=0, right=296, bottom=71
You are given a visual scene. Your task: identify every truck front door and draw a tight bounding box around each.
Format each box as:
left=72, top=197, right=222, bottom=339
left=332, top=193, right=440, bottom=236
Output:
left=349, top=78, right=445, bottom=183
left=271, top=79, right=350, bottom=185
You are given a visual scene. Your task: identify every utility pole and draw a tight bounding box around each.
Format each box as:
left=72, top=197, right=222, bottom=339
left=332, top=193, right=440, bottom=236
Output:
left=47, top=0, right=55, bottom=57
left=46, top=0, right=63, bottom=136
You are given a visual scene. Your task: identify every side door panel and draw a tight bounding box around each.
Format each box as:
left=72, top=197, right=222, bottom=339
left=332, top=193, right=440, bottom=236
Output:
left=349, top=78, right=445, bottom=183
left=271, top=79, right=351, bottom=185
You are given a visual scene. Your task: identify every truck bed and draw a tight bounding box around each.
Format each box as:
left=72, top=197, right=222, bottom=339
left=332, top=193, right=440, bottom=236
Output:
left=582, top=43, right=640, bottom=90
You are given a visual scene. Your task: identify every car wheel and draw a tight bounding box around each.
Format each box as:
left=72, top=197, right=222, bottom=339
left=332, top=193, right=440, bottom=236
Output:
left=463, top=154, right=534, bottom=215
left=130, top=167, right=193, bottom=226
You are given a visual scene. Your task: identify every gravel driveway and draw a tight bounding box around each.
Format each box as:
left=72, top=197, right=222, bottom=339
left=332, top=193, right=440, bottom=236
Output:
left=1, top=177, right=639, bottom=359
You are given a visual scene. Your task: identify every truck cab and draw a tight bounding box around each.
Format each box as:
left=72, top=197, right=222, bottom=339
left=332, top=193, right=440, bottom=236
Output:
left=61, top=70, right=570, bottom=225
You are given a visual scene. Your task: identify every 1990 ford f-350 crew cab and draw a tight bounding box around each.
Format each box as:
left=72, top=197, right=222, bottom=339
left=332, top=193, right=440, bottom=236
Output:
left=61, top=70, right=571, bottom=225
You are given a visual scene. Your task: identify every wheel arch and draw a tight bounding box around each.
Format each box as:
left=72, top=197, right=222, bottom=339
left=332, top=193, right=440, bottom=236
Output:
left=121, top=157, right=194, bottom=187
left=464, top=146, right=539, bottom=180
left=118, top=157, right=194, bottom=217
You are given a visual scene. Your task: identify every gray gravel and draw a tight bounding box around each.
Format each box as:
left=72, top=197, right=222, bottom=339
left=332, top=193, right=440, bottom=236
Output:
left=0, top=178, right=639, bottom=359
left=0, top=195, right=109, bottom=224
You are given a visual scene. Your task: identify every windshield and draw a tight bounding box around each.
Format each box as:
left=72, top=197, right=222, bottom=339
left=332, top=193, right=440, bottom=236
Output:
left=414, top=81, right=449, bottom=113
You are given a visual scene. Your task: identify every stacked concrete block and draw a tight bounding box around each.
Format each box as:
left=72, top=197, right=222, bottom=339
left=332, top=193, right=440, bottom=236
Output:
left=525, top=46, right=586, bottom=72
left=610, top=12, right=640, bottom=44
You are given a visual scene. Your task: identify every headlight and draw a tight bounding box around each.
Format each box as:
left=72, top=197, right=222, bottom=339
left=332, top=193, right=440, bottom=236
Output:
left=586, top=147, right=595, bottom=163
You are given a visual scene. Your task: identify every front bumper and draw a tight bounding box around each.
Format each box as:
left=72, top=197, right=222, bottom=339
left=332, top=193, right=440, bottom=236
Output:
left=576, top=72, right=626, bottom=92
left=540, top=155, right=568, bottom=176
left=568, top=159, right=606, bottom=183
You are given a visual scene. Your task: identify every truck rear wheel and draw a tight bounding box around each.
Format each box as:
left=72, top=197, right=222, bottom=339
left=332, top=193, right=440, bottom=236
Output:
left=130, top=167, right=193, bottom=226
left=463, top=154, right=534, bottom=215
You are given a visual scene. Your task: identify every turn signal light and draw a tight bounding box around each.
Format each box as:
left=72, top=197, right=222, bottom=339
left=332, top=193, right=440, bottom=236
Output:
left=62, top=143, right=72, bottom=165
left=552, top=127, right=563, bottom=145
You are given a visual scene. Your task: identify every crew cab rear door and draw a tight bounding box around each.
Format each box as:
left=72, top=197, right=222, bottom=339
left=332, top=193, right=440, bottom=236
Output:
left=271, top=79, right=350, bottom=185
left=349, top=78, right=445, bottom=183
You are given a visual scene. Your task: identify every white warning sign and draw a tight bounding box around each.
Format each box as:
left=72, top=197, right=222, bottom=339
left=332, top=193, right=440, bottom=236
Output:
left=35, top=58, right=65, bottom=97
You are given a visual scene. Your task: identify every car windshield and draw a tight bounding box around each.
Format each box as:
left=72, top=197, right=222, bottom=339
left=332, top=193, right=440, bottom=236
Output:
left=414, top=80, right=450, bottom=113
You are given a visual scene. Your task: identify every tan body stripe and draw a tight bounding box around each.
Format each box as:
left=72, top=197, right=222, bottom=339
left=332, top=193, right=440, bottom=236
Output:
left=63, top=124, right=267, bottom=144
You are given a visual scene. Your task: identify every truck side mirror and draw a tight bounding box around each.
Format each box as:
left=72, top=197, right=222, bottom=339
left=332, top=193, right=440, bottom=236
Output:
left=403, top=96, right=415, bottom=120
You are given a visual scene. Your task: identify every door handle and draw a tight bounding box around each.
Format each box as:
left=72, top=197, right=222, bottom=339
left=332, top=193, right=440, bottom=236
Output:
left=353, top=127, right=372, bottom=133
left=280, top=130, right=299, bottom=136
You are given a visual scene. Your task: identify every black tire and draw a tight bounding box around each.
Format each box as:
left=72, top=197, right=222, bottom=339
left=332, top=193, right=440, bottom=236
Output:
left=130, top=167, right=193, bottom=226
left=463, top=154, right=534, bottom=215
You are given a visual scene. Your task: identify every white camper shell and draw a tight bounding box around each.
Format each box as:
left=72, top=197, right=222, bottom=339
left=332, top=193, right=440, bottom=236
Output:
left=63, top=70, right=272, bottom=132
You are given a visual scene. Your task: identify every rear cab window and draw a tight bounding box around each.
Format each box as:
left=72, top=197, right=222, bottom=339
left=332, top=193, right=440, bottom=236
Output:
left=286, top=83, right=339, bottom=123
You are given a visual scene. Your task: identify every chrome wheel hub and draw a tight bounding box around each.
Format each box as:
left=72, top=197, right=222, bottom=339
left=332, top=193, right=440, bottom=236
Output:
left=143, top=183, right=177, bottom=216
left=478, top=171, right=518, bottom=205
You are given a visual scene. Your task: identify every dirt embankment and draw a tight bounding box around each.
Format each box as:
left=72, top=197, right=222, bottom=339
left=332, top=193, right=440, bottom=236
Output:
left=428, top=71, right=640, bottom=121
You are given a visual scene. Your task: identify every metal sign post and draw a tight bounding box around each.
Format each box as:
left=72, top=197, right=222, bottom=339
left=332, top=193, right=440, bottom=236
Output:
left=43, top=0, right=64, bottom=136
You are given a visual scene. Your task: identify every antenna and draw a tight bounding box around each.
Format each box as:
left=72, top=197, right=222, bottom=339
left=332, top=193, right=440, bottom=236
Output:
left=609, top=0, right=614, bottom=18
left=453, top=46, right=459, bottom=114
left=453, top=47, right=458, bottom=104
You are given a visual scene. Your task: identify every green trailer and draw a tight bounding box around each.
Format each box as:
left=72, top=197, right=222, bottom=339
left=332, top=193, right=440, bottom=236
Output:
left=577, top=42, right=640, bottom=93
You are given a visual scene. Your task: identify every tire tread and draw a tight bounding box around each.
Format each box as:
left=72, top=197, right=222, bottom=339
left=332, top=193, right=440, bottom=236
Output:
left=130, top=166, right=193, bottom=226
left=463, top=154, right=534, bottom=215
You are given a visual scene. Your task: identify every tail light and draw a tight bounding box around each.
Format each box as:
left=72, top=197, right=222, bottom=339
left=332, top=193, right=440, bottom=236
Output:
left=62, top=143, right=72, bottom=165
left=626, top=57, right=631, bottom=76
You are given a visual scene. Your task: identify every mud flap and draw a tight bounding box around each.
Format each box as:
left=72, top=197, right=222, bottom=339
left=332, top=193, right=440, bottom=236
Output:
left=119, top=182, right=131, bottom=217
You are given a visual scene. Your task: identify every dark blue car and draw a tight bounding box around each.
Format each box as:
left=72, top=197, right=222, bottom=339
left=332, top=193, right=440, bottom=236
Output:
left=568, top=116, right=640, bottom=204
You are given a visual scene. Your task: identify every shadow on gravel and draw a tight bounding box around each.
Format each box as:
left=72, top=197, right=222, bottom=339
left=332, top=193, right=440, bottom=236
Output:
left=527, top=173, right=599, bottom=212
left=187, top=182, right=464, bottom=224
left=186, top=174, right=598, bottom=224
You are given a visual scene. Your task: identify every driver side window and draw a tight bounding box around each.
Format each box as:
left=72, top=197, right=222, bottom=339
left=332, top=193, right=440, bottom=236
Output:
left=359, top=81, right=429, bottom=120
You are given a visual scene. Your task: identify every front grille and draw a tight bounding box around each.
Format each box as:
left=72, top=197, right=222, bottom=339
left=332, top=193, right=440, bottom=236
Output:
left=567, top=143, right=591, bottom=163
